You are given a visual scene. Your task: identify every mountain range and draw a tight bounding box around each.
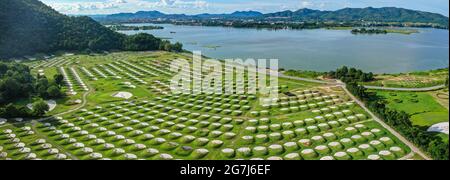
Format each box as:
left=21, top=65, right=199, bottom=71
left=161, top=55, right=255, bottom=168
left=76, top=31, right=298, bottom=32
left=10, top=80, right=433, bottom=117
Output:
left=94, top=7, right=449, bottom=27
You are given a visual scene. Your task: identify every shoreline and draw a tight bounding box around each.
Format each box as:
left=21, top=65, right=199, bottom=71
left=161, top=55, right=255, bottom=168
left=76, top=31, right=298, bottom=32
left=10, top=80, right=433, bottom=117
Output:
left=107, top=20, right=449, bottom=31
left=13, top=50, right=450, bottom=76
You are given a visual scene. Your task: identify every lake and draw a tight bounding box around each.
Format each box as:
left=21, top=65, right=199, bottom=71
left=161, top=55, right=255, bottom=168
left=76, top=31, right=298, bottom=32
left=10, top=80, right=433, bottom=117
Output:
left=120, top=24, right=449, bottom=73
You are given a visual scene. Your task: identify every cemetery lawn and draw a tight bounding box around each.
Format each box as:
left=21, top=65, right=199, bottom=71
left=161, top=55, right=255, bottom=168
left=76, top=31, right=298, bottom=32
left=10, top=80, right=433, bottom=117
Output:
left=0, top=51, right=414, bottom=160
left=362, top=68, right=448, bottom=88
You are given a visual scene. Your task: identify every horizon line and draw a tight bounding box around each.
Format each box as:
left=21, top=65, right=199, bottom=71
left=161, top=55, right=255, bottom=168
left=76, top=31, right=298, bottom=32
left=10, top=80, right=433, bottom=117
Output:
left=65, top=6, right=449, bottom=18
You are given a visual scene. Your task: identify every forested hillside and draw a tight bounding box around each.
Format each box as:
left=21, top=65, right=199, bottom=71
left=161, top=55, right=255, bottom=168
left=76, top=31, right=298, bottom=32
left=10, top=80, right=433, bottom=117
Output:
left=97, top=7, right=449, bottom=28
left=0, top=0, right=181, bottom=59
left=265, top=7, right=449, bottom=26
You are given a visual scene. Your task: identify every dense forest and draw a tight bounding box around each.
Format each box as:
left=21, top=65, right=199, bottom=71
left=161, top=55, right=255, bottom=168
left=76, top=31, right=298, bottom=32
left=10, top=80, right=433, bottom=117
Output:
left=0, top=62, right=63, bottom=117
left=339, top=67, right=449, bottom=160
left=0, top=0, right=182, bottom=59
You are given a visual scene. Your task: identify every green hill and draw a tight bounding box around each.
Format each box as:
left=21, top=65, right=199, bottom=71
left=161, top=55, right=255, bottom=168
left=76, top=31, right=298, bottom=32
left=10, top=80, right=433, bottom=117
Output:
left=264, top=7, right=448, bottom=27
left=0, top=0, right=180, bottom=59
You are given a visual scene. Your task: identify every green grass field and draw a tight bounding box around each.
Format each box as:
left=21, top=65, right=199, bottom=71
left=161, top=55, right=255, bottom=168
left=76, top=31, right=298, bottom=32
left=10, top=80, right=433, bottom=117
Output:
left=374, top=91, right=449, bottom=127
left=0, top=51, right=416, bottom=160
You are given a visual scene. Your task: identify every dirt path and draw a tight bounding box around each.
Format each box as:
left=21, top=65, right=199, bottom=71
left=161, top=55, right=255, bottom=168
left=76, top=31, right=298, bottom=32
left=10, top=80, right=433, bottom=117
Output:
left=340, top=84, right=432, bottom=160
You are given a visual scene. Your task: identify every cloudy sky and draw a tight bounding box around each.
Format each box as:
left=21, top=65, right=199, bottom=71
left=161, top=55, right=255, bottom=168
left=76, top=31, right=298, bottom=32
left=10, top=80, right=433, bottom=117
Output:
left=41, top=0, right=449, bottom=16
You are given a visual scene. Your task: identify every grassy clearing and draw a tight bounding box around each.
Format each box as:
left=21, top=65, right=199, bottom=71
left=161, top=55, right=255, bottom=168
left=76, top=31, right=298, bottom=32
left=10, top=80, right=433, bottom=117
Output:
left=374, top=90, right=449, bottom=127
left=282, top=70, right=325, bottom=80
left=429, top=90, right=449, bottom=110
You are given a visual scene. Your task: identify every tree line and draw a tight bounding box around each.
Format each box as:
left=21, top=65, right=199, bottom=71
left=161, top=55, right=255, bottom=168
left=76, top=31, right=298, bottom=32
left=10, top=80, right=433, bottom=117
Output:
left=340, top=67, right=448, bottom=160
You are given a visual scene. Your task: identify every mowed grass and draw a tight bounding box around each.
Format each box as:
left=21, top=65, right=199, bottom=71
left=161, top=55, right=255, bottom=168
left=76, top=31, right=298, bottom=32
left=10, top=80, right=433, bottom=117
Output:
left=0, top=51, right=414, bottom=160
left=374, top=91, right=449, bottom=127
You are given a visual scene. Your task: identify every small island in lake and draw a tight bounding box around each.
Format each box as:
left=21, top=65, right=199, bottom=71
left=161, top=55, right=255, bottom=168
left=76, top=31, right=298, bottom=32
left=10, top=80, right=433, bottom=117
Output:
left=351, top=28, right=419, bottom=35
left=108, top=24, right=164, bottom=31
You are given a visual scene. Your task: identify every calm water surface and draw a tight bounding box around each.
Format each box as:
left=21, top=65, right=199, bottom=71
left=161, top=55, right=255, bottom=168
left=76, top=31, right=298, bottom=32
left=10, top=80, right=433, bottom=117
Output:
left=120, top=24, right=449, bottom=73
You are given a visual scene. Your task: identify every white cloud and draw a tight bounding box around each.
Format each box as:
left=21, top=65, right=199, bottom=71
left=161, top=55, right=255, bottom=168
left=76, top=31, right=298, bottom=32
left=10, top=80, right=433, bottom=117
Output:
left=46, top=0, right=128, bottom=13
left=160, top=0, right=176, bottom=6
left=299, top=0, right=314, bottom=8
left=41, top=0, right=449, bottom=15
left=44, top=0, right=209, bottom=14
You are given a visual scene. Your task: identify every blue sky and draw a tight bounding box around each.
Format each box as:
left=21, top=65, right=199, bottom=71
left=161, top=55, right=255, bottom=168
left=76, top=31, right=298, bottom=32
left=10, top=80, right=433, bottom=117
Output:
left=41, top=0, right=449, bottom=16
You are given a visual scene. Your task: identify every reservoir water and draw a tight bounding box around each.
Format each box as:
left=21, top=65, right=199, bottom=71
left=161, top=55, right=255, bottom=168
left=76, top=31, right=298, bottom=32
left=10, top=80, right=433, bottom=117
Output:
left=120, top=24, right=449, bottom=73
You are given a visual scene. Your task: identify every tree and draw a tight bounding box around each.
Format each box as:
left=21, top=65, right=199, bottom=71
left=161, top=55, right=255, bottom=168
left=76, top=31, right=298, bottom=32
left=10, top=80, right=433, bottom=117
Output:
left=0, top=103, right=31, bottom=118
left=32, top=100, right=49, bottom=116
left=163, top=42, right=172, bottom=51
left=445, top=76, right=449, bottom=88
left=172, top=42, right=183, bottom=52
left=0, top=62, right=35, bottom=104
left=54, top=73, right=64, bottom=86
left=123, top=33, right=161, bottom=51
left=47, top=85, right=62, bottom=98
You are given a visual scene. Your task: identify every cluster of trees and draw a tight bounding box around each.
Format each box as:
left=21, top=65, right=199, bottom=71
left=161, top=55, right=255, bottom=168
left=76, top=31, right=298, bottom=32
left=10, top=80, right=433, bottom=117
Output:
left=159, top=40, right=183, bottom=52
left=342, top=69, right=449, bottom=160
left=0, top=0, right=183, bottom=59
left=351, top=28, right=388, bottom=34
left=0, top=63, right=34, bottom=104
left=35, top=74, right=65, bottom=99
left=327, top=66, right=374, bottom=83
left=123, top=33, right=183, bottom=52
left=0, top=99, right=50, bottom=118
left=0, top=62, right=63, bottom=118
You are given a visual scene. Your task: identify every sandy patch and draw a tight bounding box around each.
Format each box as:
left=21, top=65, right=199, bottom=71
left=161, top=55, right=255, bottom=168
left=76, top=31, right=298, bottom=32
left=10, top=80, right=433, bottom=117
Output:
left=112, top=92, right=133, bottom=99
left=27, top=100, right=57, bottom=112
left=427, top=122, right=449, bottom=135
